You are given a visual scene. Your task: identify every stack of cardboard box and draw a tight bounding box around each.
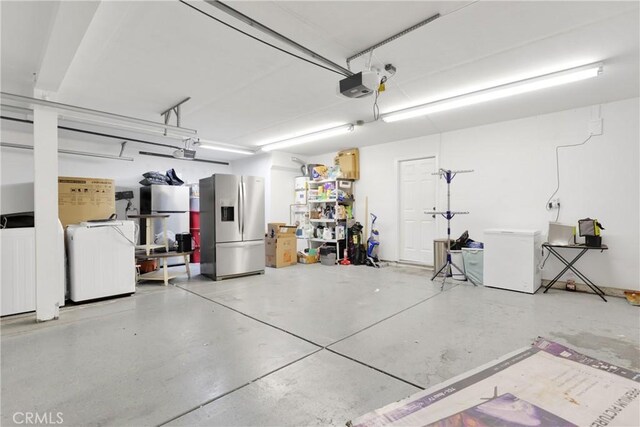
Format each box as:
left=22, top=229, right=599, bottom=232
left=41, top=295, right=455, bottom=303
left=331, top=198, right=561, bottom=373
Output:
left=265, top=223, right=297, bottom=268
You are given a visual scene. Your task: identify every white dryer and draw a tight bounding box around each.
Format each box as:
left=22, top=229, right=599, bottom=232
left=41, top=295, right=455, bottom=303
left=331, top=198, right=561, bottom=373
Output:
left=66, top=221, right=136, bottom=302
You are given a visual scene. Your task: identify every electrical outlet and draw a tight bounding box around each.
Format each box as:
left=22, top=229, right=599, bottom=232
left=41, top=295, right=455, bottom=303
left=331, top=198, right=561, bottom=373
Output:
left=548, top=198, right=560, bottom=209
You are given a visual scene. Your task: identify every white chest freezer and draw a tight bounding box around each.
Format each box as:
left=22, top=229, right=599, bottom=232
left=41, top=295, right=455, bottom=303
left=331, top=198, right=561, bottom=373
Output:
left=66, top=221, right=136, bottom=302
left=483, top=229, right=542, bottom=294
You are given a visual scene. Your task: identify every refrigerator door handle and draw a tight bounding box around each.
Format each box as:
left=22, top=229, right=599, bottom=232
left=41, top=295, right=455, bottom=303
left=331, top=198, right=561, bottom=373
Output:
left=237, top=183, right=242, bottom=236
left=241, top=180, right=246, bottom=235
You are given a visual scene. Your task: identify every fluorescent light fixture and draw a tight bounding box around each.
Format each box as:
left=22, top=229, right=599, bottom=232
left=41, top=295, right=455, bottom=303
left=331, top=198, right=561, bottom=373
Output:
left=260, top=124, right=355, bottom=152
left=381, top=63, right=603, bottom=123
left=1, top=91, right=197, bottom=137
left=197, top=139, right=255, bottom=155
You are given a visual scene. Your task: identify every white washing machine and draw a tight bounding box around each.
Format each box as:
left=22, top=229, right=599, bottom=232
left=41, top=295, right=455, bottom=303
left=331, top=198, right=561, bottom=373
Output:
left=484, top=229, right=542, bottom=294
left=66, top=221, right=136, bottom=302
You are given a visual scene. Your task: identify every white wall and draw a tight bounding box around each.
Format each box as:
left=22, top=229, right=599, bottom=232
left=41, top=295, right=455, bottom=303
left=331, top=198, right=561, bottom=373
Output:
left=309, top=97, right=639, bottom=290
left=230, top=150, right=306, bottom=228
left=269, top=151, right=307, bottom=225
left=0, top=128, right=232, bottom=219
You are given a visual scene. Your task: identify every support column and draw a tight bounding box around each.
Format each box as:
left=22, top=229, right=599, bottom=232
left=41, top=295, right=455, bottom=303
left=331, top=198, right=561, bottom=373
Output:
left=34, top=105, right=61, bottom=321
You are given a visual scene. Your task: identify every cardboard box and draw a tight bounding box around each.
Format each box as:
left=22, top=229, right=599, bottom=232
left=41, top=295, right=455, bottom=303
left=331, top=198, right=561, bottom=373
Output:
left=58, top=176, right=115, bottom=227
left=297, top=252, right=319, bottom=264
left=335, top=148, right=359, bottom=180
left=266, top=223, right=295, bottom=239
left=265, top=223, right=298, bottom=268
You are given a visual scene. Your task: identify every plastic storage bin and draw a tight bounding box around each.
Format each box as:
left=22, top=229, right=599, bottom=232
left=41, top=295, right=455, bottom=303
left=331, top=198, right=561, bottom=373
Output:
left=320, top=253, right=336, bottom=265
left=450, top=250, right=466, bottom=280
left=462, top=248, right=484, bottom=285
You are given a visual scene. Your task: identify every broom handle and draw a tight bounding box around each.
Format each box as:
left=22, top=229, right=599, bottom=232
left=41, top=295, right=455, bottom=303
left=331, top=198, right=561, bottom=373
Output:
left=364, top=196, right=369, bottom=241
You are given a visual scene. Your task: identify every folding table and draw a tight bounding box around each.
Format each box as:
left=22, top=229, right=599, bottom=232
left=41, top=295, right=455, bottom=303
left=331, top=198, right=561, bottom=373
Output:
left=542, top=243, right=608, bottom=302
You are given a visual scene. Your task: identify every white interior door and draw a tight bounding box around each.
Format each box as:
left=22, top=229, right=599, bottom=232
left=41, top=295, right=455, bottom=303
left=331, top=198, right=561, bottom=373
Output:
left=399, top=157, right=437, bottom=265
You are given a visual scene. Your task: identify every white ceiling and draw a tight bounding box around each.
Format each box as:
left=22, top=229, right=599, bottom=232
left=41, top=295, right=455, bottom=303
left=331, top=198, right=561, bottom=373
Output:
left=2, top=1, right=639, bottom=159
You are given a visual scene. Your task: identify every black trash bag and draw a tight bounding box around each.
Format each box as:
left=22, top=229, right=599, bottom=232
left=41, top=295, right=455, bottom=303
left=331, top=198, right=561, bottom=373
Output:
left=165, top=169, right=184, bottom=186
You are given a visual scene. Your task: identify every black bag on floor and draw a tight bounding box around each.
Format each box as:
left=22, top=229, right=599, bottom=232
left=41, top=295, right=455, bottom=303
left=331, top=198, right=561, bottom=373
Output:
left=348, top=222, right=364, bottom=264
left=353, top=244, right=367, bottom=265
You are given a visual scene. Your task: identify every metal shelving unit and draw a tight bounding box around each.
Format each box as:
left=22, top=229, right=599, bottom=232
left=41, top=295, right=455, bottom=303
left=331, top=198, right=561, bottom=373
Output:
left=305, top=179, right=354, bottom=262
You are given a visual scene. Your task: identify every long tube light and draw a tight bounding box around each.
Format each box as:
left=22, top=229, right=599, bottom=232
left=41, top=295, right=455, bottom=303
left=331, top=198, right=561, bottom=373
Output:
left=0, top=92, right=197, bottom=137
left=260, top=124, right=355, bottom=152
left=381, top=63, right=603, bottom=123
left=197, top=139, right=255, bottom=155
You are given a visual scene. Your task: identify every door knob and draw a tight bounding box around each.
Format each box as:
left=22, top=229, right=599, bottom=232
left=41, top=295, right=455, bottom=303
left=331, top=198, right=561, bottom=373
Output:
left=432, top=207, right=436, bottom=219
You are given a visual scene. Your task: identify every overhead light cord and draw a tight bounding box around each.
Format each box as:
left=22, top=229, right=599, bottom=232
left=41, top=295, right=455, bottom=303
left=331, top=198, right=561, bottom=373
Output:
left=178, top=1, right=349, bottom=77
left=545, top=133, right=594, bottom=222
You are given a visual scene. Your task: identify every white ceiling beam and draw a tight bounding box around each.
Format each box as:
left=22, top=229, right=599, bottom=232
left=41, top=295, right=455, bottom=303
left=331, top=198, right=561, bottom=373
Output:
left=35, top=0, right=101, bottom=93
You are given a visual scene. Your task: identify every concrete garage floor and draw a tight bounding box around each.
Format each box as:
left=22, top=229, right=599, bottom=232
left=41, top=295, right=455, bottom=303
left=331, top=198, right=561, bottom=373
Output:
left=2, top=264, right=639, bottom=426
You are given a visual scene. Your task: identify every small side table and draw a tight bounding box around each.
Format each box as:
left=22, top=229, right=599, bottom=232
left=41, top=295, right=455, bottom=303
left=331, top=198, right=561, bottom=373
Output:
left=127, top=214, right=170, bottom=255
left=542, top=243, right=608, bottom=302
left=136, top=251, right=193, bottom=286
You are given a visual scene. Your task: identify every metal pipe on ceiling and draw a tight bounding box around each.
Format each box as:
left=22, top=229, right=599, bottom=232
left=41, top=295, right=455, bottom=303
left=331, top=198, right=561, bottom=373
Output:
left=346, top=13, right=440, bottom=69
left=161, top=97, right=191, bottom=130
left=2, top=104, right=186, bottom=141
left=138, top=151, right=229, bottom=165
left=1, top=142, right=134, bottom=162
left=1, top=115, right=182, bottom=150
left=202, top=0, right=353, bottom=77
left=0, top=92, right=198, bottom=137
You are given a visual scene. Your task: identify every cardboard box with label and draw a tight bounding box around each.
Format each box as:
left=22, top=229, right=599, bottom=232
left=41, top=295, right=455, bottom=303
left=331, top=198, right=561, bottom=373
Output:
left=58, top=177, right=115, bottom=228
left=265, top=223, right=298, bottom=268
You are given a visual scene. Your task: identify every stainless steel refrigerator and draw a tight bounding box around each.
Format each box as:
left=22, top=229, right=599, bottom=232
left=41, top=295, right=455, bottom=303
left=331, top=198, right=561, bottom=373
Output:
left=139, top=185, right=190, bottom=265
left=199, top=174, right=265, bottom=280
